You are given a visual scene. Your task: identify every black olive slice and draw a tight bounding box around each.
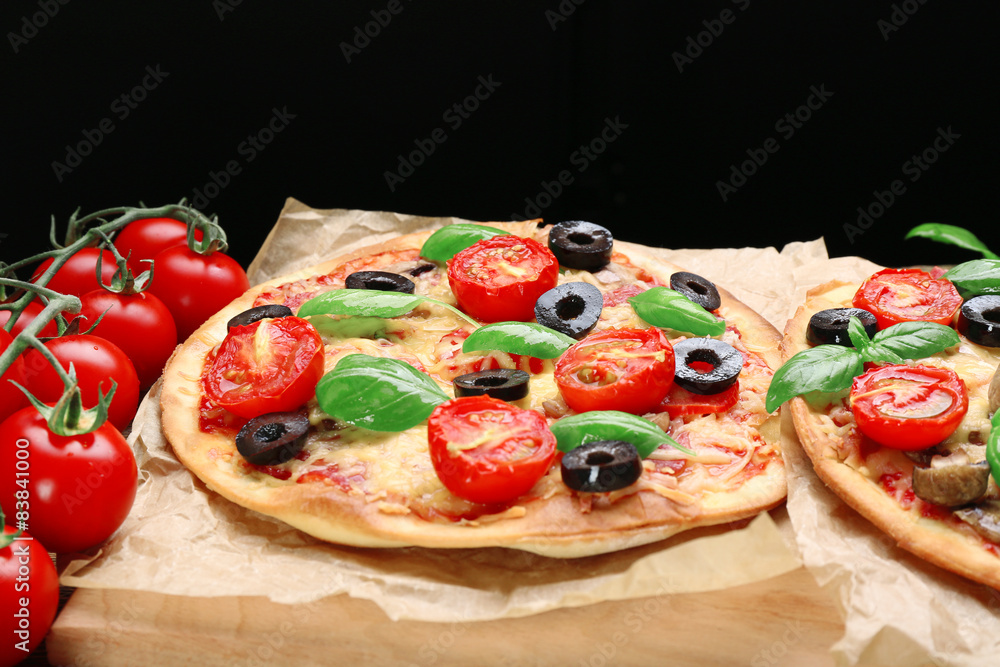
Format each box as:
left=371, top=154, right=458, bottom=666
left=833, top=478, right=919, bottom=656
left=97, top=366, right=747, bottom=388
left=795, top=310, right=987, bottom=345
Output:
left=547, top=221, right=614, bottom=271
left=227, top=304, right=294, bottom=330
left=669, top=272, right=721, bottom=311
left=453, top=369, right=530, bottom=402
left=534, top=282, right=603, bottom=339
left=672, top=338, right=742, bottom=395
left=235, top=408, right=310, bottom=465
left=345, top=270, right=415, bottom=294
left=561, top=440, right=641, bottom=493
left=806, top=308, right=877, bottom=346
left=957, top=295, right=1000, bottom=347
left=408, top=263, right=437, bottom=277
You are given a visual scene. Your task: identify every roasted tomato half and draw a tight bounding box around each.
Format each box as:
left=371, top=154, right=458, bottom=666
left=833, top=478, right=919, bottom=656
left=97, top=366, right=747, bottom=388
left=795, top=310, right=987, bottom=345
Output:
left=427, top=396, right=557, bottom=505
left=204, top=316, right=325, bottom=418
left=447, top=235, right=559, bottom=323
left=554, top=327, right=675, bottom=415
left=852, top=268, right=962, bottom=330
left=849, top=364, right=968, bottom=450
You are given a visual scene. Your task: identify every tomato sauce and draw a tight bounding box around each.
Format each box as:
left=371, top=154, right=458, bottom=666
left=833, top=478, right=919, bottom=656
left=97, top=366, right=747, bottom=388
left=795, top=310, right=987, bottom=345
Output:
left=198, top=395, right=247, bottom=435
left=297, top=462, right=368, bottom=493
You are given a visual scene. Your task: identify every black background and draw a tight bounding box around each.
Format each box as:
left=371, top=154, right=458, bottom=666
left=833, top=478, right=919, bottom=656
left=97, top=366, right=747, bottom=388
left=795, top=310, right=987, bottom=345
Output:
left=2, top=0, right=997, bottom=274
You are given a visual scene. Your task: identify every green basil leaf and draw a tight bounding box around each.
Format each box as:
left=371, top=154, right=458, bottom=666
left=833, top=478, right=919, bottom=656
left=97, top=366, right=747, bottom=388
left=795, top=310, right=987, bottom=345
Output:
left=906, top=223, right=998, bottom=260
left=419, top=224, right=511, bottom=262
left=550, top=410, right=693, bottom=458
left=765, top=345, right=863, bottom=413
left=462, top=322, right=576, bottom=359
left=870, top=321, right=960, bottom=359
left=847, top=316, right=873, bottom=354
left=298, top=289, right=425, bottom=318
left=988, top=411, right=1000, bottom=485
left=308, top=315, right=392, bottom=339
left=315, top=354, right=449, bottom=432
left=944, top=259, right=1000, bottom=297
left=850, top=316, right=904, bottom=364
left=298, top=289, right=479, bottom=327
left=628, top=287, right=726, bottom=336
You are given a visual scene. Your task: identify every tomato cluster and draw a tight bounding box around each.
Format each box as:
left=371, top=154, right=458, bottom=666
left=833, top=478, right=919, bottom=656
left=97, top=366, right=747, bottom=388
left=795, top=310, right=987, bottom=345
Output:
left=0, top=210, right=250, bottom=665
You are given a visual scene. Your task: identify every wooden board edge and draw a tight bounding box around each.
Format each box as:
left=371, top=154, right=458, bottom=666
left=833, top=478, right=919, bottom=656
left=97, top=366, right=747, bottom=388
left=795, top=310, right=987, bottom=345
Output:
left=47, top=567, right=843, bottom=667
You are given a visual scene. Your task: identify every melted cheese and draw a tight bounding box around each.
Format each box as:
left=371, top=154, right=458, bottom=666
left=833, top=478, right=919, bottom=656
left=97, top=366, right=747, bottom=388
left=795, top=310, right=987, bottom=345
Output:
left=225, top=251, right=778, bottom=522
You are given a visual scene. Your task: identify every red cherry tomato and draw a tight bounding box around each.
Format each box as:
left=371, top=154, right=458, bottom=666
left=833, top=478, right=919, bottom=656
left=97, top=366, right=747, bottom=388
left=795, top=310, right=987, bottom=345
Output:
left=852, top=268, right=963, bottom=330
left=850, top=364, right=968, bottom=450
left=1, top=524, right=59, bottom=666
left=659, top=381, right=740, bottom=418
left=113, top=217, right=203, bottom=269
left=204, top=316, right=325, bottom=419
left=0, top=406, right=137, bottom=553
left=427, top=396, right=557, bottom=505
left=555, top=327, right=676, bottom=415
left=447, top=235, right=559, bottom=323
left=0, top=301, right=59, bottom=339
left=32, top=247, right=118, bottom=297
left=147, top=246, right=250, bottom=341
left=79, top=288, right=178, bottom=391
left=21, top=335, right=140, bottom=432
left=0, top=330, right=27, bottom=426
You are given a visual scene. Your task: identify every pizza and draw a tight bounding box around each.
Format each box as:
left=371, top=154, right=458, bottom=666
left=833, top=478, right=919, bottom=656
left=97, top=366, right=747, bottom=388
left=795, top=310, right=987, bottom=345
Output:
left=160, top=219, right=786, bottom=557
left=778, top=268, right=1000, bottom=588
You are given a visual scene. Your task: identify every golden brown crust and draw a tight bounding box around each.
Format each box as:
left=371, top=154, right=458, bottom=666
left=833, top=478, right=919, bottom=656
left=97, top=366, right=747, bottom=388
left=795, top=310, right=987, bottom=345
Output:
left=783, top=280, right=1000, bottom=588
left=161, top=222, right=786, bottom=557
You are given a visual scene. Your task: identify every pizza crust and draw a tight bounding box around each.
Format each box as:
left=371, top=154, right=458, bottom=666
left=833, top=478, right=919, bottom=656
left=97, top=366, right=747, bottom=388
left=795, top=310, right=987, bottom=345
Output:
left=161, top=221, right=786, bottom=557
left=783, top=280, right=1000, bottom=588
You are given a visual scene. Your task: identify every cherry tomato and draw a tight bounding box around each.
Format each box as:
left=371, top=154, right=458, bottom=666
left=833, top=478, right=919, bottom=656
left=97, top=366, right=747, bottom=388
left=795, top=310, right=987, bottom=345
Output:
left=850, top=364, right=968, bottom=450
left=0, top=407, right=137, bottom=554
left=113, top=217, right=202, bottom=269
left=852, top=268, right=963, bottom=330
left=555, top=327, right=675, bottom=415
left=427, top=396, right=557, bottom=504
left=204, top=316, right=325, bottom=419
left=1, top=524, right=59, bottom=667
left=21, top=335, right=140, bottom=432
left=148, top=246, right=250, bottom=341
left=79, top=288, right=177, bottom=391
left=0, top=301, right=59, bottom=339
left=32, top=247, right=118, bottom=297
left=659, top=381, right=740, bottom=418
left=0, top=330, right=27, bottom=426
left=447, top=235, right=559, bottom=323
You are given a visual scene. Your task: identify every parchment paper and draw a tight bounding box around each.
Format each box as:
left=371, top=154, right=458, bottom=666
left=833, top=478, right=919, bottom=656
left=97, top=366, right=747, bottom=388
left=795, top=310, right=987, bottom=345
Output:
left=58, top=200, right=1000, bottom=664
left=59, top=199, right=803, bottom=623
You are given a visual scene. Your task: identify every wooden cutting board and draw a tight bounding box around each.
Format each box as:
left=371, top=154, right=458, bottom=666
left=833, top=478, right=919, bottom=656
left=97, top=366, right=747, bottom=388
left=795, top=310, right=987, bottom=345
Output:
left=46, top=566, right=848, bottom=666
